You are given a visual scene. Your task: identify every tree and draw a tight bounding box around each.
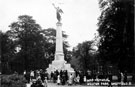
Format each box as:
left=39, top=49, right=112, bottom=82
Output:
left=8, top=15, right=47, bottom=72
left=0, top=31, right=15, bottom=74
left=0, top=31, right=2, bottom=73
left=98, top=0, right=134, bottom=72
left=72, top=41, right=96, bottom=72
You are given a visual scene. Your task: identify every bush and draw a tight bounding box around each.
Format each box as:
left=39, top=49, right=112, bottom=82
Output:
left=1, top=74, right=26, bottom=87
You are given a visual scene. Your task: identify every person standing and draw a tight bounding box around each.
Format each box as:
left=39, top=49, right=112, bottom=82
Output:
left=118, top=70, right=121, bottom=87
left=50, top=71, right=54, bottom=81
left=23, top=70, right=27, bottom=81
left=65, top=70, right=68, bottom=82
left=53, top=72, right=57, bottom=83
left=61, top=71, right=66, bottom=85
left=108, top=71, right=112, bottom=87
left=123, top=71, right=127, bottom=83
left=121, top=72, right=124, bottom=83
left=25, top=71, right=30, bottom=83
left=30, top=70, right=35, bottom=83
left=79, top=72, right=84, bottom=85
left=68, top=74, right=73, bottom=85
left=44, top=77, right=48, bottom=87
left=57, top=75, right=61, bottom=85
left=76, top=74, right=80, bottom=84
left=40, top=70, right=45, bottom=83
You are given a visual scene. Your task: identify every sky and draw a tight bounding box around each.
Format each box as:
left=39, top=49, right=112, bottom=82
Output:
left=0, top=0, right=100, bottom=50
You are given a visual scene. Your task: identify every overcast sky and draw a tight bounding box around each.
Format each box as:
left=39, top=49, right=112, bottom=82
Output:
left=0, top=0, right=100, bottom=50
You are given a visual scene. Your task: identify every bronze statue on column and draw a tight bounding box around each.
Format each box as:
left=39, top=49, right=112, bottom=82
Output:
left=52, top=3, right=63, bottom=22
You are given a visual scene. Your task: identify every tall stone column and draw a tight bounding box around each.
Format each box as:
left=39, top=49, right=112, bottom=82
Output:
left=55, top=22, right=64, bottom=61
left=46, top=22, right=66, bottom=73
left=46, top=22, right=74, bottom=74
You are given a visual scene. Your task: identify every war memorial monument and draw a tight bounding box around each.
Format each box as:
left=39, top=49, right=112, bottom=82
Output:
left=46, top=3, right=74, bottom=74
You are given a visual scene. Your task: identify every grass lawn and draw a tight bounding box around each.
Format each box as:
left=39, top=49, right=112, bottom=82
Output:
left=1, top=74, right=26, bottom=87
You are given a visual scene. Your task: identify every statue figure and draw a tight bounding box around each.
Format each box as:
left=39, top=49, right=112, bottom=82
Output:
left=52, top=3, right=63, bottom=22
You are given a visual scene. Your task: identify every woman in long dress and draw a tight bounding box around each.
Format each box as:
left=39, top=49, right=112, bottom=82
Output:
left=76, top=75, right=80, bottom=83
left=68, top=74, right=73, bottom=85
left=57, top=75, right=61, bottom=85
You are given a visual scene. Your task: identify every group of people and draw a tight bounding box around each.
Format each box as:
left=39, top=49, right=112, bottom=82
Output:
left=23, top=69, right=133, bottom=87
left=50, top=70, right=69, bottom=85
left=50, top=70, right=90, bottom=85
left=50, top=69, right=131, bottom=86
left=23, top=69, right=48, bottom=87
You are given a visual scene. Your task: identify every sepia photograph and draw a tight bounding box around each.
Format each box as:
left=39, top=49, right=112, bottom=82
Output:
left=0, top=0, right=134, bottom=87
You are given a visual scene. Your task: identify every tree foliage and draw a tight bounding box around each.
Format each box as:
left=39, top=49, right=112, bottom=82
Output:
left=97, top=0, right=134, bottom=72
left=72, top=41, right=97, bottom=71
left=0, top=31, right=16, bottom=74
left=7, top=15, right=48, bottom=72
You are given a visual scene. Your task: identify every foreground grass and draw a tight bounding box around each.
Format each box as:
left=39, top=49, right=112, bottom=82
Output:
left=1, top=74, right=26, bottom=87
